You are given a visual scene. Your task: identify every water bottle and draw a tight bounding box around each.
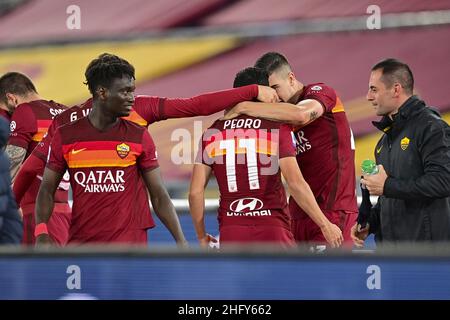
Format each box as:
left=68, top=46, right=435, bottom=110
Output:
left=361, top=159, right=379, bottom=175
left=357, top=160, right=377, bottom=229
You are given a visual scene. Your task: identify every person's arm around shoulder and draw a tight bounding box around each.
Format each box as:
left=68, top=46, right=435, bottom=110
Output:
left=225, top=99, right=324, bottom=127
left=159, top=85, right=279, bottom=120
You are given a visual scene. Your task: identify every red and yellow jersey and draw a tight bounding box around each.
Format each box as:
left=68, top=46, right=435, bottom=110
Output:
left=290, top=83, right=358, bottom=218
left=47, top=117, right=159, bottom=243
left=8, top=100, right=67, bottom=208
left=199, top=115, right=296, bottom=230
left=9, top=100, right=67, bottom=156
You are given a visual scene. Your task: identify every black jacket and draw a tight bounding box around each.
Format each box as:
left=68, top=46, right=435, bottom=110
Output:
left=0, top=117, right=22, bottom=244
left=369, top=96, right=450, bottom=241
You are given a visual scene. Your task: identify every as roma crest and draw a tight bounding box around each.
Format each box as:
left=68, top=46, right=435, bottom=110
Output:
left=400, top=137, right=410, bottom=151
left=116, top=143, right=130, bottom=159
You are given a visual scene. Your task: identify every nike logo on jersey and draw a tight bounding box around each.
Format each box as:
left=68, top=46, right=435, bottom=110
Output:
left=71, top=148, right=87, bottom=155
left=376, top=145, right=383, bottom=154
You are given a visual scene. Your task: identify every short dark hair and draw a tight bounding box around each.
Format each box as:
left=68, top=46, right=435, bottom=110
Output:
left=84, top=53, right=135, bottom=96
left=371, top=58, right=414, bottom=94
left=0, top=72, right=37, bottom=104
left=233, top=67, right=269, bottom=88
left=254, top=52, right=291, bottom=75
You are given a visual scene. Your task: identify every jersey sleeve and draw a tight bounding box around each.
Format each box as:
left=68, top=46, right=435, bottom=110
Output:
left=302, top=84, right=337, bottom=113
left=32, top=132, right=51, bottom=162
left=46, top=128, right=67, bottom=173
left=138, top=130, right=159, bottom=172
left=8, top=104, right=37, bottom=149
left=161, top=85, right=258, bottom=120
left=278, top=124, right=296, bottom=159
left=131, top=96, right=160, bottom=125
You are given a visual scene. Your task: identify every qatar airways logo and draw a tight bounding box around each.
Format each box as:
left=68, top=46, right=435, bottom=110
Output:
left=227, top=197, right=271, bottom=217
left=74, top=170, right=125, bottom=193
left=294, top=130, right=312, bottom=154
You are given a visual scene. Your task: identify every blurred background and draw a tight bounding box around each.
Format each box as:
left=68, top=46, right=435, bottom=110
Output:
left=1, top=0, right=449, bottom=243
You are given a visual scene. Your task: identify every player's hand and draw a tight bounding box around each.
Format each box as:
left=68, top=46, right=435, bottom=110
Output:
left=35, top=234, right=53, bottom=247
left=221, top=105, right=240, bottom=121
left=350, top=223, right=369, bottom=248
left=320, top=223, right=343, bottom=248
left=198, top=233, right=218, bottom=249
left=257, top=85, right=279, bottom=103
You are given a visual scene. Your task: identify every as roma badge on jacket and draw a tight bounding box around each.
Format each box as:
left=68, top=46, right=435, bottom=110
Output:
left=400, top=137, right=410, bottom=151
left=116, top=142, right=130, bottom=159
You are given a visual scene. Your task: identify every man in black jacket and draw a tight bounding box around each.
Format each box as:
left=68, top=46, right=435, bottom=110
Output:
left=352, top=58, right=450, bottom=244
left=0, top=116, right=22, bottom=244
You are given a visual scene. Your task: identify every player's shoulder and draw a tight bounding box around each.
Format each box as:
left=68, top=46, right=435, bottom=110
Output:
left=304, top=82, right=336, bottom=95
left=47, top=100, right=68, bottom=110
left=55, top=115, right=89, bottom=134
left=134, top=95, right=159, bottom=107
left=120, top=117, right=149, bottom=135
left=10, top=102, right=35, bottom=123
left=26, top=99, right=67, bottom=110
left=208, top=118, right=224, bottom=130
left=15, top=100, right=67, bottom=120
left=55, top=99, right=92, bottom=123
left=120, top=118, right=152, bottom=144
left=13, top=102, right=34, bottom=113
left=54, top=105, right=81, bottom=122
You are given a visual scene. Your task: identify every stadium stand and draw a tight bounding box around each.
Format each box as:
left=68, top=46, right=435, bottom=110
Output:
left=0, top=37, right=238, bottom=105
left=201, top=0, right=450, bottom=25
left=0, top=0, right=232, bottom=46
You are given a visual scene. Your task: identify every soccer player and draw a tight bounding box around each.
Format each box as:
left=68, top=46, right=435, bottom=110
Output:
left=12, top=99, right=92, bottom=245
left=11, top=53, right=276, bottom=245
left=34, top=54, right=277, bottom=245
left=1, top=72, right=68, bottom=245
left=35, top=55, right=186, bottom=245
left=189, top=67, right=343, bottom=248
left=224, top=52, right=358, bottom=247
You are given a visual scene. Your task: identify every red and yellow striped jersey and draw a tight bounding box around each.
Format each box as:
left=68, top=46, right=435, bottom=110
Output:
left=47, top=117, right=158, bottom=243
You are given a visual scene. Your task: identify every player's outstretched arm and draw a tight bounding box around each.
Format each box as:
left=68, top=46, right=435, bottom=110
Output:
left=143, top=167, right=187, bottom=247
left=225, top=99, right=324, bottom=127
left=35, top=168, right=63, bottom=246
left=188, top=163, right=213, bottom=248
left=162, top=85, right=278, bottom=119
left=279, top=157, right=343, bottom=248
